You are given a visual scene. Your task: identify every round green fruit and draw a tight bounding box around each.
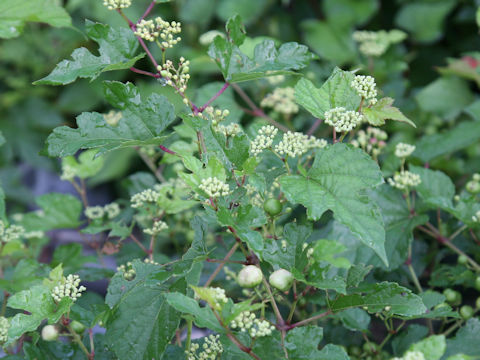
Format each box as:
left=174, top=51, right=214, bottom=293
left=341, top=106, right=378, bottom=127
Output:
left=443, top=288, right=457, bottom=303
left=460, top=305, right=474, bottom=320
left=475, top=277, right=480, bottom=291
left=41, top=325, right=59, bottom=341
left=269, top=269, right=293, bottom=292
left=476, top=297, right=480, bottom=309
left=458, top=255, right=468, bottom=265
left=237, top=265, right=263, bottom=288
left=264, top=198, right=282, bottom=216
left=70, top=320, right=86, bottom=334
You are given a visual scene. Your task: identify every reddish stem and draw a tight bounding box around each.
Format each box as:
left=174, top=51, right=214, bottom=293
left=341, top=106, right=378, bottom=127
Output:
left=140, top=1, right=156, bottom=21
left=199, top=82, right=230, bottom=112
left=307, top=118, right=322, bottom=135
left=130, top=67, right=160, bottom=78
left=158, top=144, right=176, bottom=155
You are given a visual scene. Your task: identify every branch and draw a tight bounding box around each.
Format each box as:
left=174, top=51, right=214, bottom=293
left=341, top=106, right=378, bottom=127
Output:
left=199, top=82, right=230, bottom=112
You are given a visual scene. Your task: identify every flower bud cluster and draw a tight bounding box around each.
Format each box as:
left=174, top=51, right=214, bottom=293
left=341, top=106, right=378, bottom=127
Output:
left=302, top=242, right=314, bottom=258
left=199, top=177, right=231, bottom=198
left=186, top=334, right=223, bottom=360
left=84, top=203, right=120, bottom=220
left=0, top=221, right=25, bottom=243
left=392, top=351, right=426, bottom=360
left=103, top=0, right=131, bottom=10
left=201, top=106, right=230, bottom=126
left=117, top=262, right=136, bottom=280
left=388, top=171, right=421, bottom=190
left=471, top=210, right=480, bottom=223
left=266, top=75, right=285, bottom=85
left=157, top=58, right=190, bottom=93
left=216, top=123, right=241, bottom=137
left=51, top=274, right=86, bottom=303
left=103, top=110, right=122, bottom=126
left=144, top=220, right=168, bottom=235
left=0, top=316, right=9, bottom=343
left=230, top=311, right=275, bottom=338
left=274, top=132, right=327, bottom=158
left=250, top=125, right=278, bottom=156
left=466, top=173, right=480, bottom=194
left=395, top=142, right=416, bottom=158
left=131, top=188, right=161, bottom=208
left=351, top=127, right=388, bottom=158
left=325, top=107, right=363, bottom=132
left=353, top=29, right=407, bottom=57
left=260, top=87, right=299, bottom=115
left=201, top=287, right=228, bottom=311
left=24, top=230, right=45, bottom=239
left=134, top=18, right=181, bottom=47
left=351, top=75, right=377, bottom=105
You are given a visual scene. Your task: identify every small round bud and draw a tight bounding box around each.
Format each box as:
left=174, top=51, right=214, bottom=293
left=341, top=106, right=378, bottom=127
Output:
left=41, top=325, right=59, bottom=341
left=476, top=297, right=480, bottom=309
left=458, top=255, right=468, bottom=265
left=237, top=265, right=263, bottom=288
left=443, top=288, right=459, bottom=304
left=269, top=269, right=294, bottom=292
left=264, top=198, right=282, bottom=216
left=70, top=320, right=86, bottom=334
left=460, top=305, right=474, bottom=320
left=475, top=276, right=480, bottom=291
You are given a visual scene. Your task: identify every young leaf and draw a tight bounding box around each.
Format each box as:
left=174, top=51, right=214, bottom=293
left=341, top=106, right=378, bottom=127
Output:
left=284, top=326, right=324, bottom=359
left=44, top=81, right=175, bottom=157
left=0, top=0, right=71, bottom=39
left=294, top=68, right=360, bottom=119
left=35, top=21, right=144, bottom=86
left=410, top=165, right=455, bottom=211
left=409, top=335, right=446, bottom=360
left=443, top=319, right=480, bottom=359
left=363, top=97, right=415, bottom=128
left=62, top=149, right=105, bottom=179
left=279, top=143, right=387, bottom=265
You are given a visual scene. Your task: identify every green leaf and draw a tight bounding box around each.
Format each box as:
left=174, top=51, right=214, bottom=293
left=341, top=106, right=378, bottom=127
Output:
left=35, top=21, right=144, bottom=85
left=62, top=149, right=105, bottom=179
left=317, top=344, right=351, bottom=360
left=285, top=326, right=324, bottom=359
left=279, top=143, right=387, bottom=265
left=225, top=14, right=246, bottom=45
left=443, top=319, right=480, bottom=359
left=410, top=166, right=455, bottom=212
left=7, top=285, right=72, bottom=343
left=409, top=335, right=446, bottom=360
left=294, top=68, right=360, bottom=119
left=18, top=193, right=83, bottom=231
left=392, top=325, right=429, bottom=357
left=395, top=0, right=456, bottom=43
left=105, top=260, right=180, bottom=360
left=216, top=0, right=271, bottom=26
left=331, top=282, right=427, bottom=317
left=208, top=25, right=315, bottom=83
left=363, top=97, right=415, bottom=127
left=323, top=0, right=378, bottom=27
left=312, top=240, right=351, bottom=269
left=45, top=81, right=175, bottom=157
left=336, top=308, right=370, bottom=332
left=0, top=0, right=71, bottom=39
left=413, top=121, right=480, bottom=163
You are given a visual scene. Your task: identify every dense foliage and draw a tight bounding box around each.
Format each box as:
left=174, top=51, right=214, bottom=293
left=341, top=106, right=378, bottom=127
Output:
left=1, top=0, right=480, bottom=359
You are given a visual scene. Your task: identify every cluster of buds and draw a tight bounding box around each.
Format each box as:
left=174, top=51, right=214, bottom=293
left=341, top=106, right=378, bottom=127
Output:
left=117, top=262, right=136, bottom=280
left=466, top=173, right=480, bottom=194
left=351, top=127, right=388, bottom=159
left=199, top=177, right=231, bottom=198
left=394, top=142, right=416, bottom=158
left=391, top=351, right=426, bottom=360
left=301, top=242, right=314, bottom=258
left=215, top=123, right=241, bottom=137
left=250, top=125, right=278, bottom=156
left=103, top=110, right=122, bottom=127
left=266, top=75, right=286, bottom=85
left=144, top=220, right=168, bottom=235
left=0, top=316, right=9, bottom=343
left=200, top=287, right=228, bottom=311
left=325, top=107, right=364, bottom=132
left=144, top=258, right=160, bottom=266
left=131, top=188, right=161, bottom=208
left=186, top=334, right=223, bottom=360
left=201, top=107, right=230, bottom=126
left=0, top=221, right=25, bottom=243
left=84, top=203, right=120, bottom=220
left=230, top=311, right=275, bottom=338
left=388, top=171, right=421, bottom=190
left=260, top=87, right=299, bottom=115
left=134, top=18, right=181, bottom=47
left=351, top=75, right=377, bottom=105
left=51, top=274, right=86, bottom=303
left=24, top=230, right=45, bottom=239
left=157, top=58, right=190, bottom=94
left=353, top=29, right=407, bottom=57
left=103, top=0, right=131, bottom=10
left=274, top=131, right=327, bottom=158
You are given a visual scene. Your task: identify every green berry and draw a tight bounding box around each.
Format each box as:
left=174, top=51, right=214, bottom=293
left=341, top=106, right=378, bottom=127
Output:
left=70, top=320, right=86, bottom=334
left=434, top=302, right=449, bottom=311
left=269, top=269, right=293, bottom=291
left=443, top=288, right=457, bottom=303
left=363, top=342, right=378, bottom=354
left=264, top=198, right=282, bottom=216
left=349, top=346, right=362, bottom=356
left=476, top=297, right=480, bottom=309
left=475, top=276, right=480, bottom=291
left=458, top=255, right=468, bottom=265
left=460, top=305, right=474, bottom=319
left=237, top=265, right=263, bottom=288
left=41, top=325, right=59, bottom=341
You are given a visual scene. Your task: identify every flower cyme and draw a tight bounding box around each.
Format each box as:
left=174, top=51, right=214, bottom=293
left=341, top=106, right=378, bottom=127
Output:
left=260, top=87, right=299, bottom=115
left=186, top=334, right=223, bottom=360
left=0, top=221, right=25, bottom=243
left=325, top=107, right=363, bottom=132
left=199, top=177, right=231, bottom=198
left=144, top=220, right=168, bottom=235
left=103, top=0, right=131, bottom=10
left=388, top=171, right=421, bottom=190
left=250, top=125, right=278, bottom=156
left=274, top=131, right=309, bottom=158
left=134, top=18, right=181, bottom=47
left=395, top=142, right=416, bottom=158
left=84, top=206, right=105, bottom=220
left=157, top=58, right=190, bottom=93
left=230, top=311, right=275, bottom=338
left=351, top=75, right=377, bottom=105
left=0, top=317, right=9, bottom=343
left=51, top=274, right=86, bottom=303
left=130, top=188, right=161, bottom=208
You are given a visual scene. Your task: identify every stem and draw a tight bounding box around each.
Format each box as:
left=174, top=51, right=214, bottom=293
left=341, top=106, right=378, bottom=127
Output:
left=197, top=131, right=207, bottom=157
left=136, top=148, right=166, bottom=183
left=148, top=235, right=155, bottom=261
left=332, top=128, right=337, bottom=143
left=88, top=329, right=95, bottom=359
left=158, top=144, right=176, bottom=155
left=199, top=83, right=230, bottom=112
left=307, top=118, right=322, bottom=135
left=204, top=242, right=239, bottom=287
left=448, top=224, right=467, bottom=241
left=287, top=298, right=298, bottom=323
left=129, top=67, right=160, bottom=78
left=406, top=244, right=423, bottom=293
left=139, top=0, right=156, bottom=21
left=285, top=310, right=331, bottom=330
left=338, top=132, right=347, bottom=143
left=185, top=319, right=192, bottom=352
left=67, top=324, right=92, bottom=359
left=130, top=234, right=149, bottom=254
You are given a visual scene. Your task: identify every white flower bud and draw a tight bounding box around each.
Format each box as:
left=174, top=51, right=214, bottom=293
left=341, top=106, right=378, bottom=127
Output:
left=237, top=265, right=263, bottom=288
left=269, top=269, right=294, bottom=291
left=41, top=325, right=59, bottom=341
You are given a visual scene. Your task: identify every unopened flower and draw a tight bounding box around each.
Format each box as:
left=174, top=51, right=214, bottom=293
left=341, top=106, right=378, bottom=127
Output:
left=144, top=220, right=168, bottom=235
left=51, top=274, right=86, bottom=303
left=157, top=58, right=190, bottom=93
left=186, top=334, right=223, bottom=360
left=351, top=127, right=388, bottom=159
left=250, top=125, right=278, bottom=156
left=103, top=0, right=131, bottom=10
left=472, top=210, right=480, bottom=223
left=135, top=18, right=181, bottom=47
left=84, top=206, right=105, bottom=220
left=131, top=188, right=160, bottom=208
left=0, top=317, right=9, bottom=343
left=237, top=265, right=263, bottom=288
left=230, top=311, right=275, bottom=338
left=41, top=325, right=59, bottom=341
left=324, top=107, right=363, bottom=133
left=269, top=269, right=294, bottom=291
left=23, top=230, right=45, bottom=239
left=199, top=177, right=231, bottom=198
left=202, top=106, right=230, bottom=126
left=466, top=174, right=480, bottom=194
left=261, top=87, right=299, bottom=115
left=197, top=287, right=228, bottom=311
left=351, top=75, right=377, bottom=105
left=117, top=262, right=136, bottom=280
left=104, top=203, right=120, bottom=219
left=216, top=123, right=241, bottom=137
left=388, top=171, right=421, bottom=190
left=0, top=221, right=25, bottom=243
left=395, top=143, right=416, bottom=158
